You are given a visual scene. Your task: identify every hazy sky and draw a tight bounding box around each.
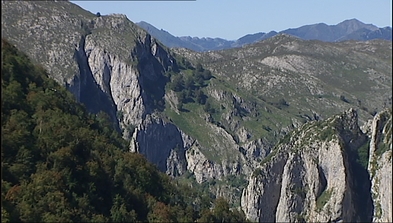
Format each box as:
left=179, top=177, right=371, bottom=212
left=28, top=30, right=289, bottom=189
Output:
left=71, top=0, right=392, bottom=40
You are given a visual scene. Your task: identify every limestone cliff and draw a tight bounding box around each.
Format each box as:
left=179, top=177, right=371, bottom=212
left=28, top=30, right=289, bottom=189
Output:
left=1, top=1, right=255, bottom=183
left=241, top=109, right=373, bottom=222
left=65, top=13, right=191, bottom=177
left=368, top=109, right=392, bottom=222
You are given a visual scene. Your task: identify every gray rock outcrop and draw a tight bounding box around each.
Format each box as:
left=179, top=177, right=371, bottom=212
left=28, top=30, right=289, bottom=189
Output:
left=368, top=109, right=392, bottom=222
left=241, top=109, right=373, bottom=222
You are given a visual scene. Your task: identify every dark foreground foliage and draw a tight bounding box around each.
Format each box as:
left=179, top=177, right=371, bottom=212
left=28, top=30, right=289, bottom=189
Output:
left=1, top=39, right=247, bottom=222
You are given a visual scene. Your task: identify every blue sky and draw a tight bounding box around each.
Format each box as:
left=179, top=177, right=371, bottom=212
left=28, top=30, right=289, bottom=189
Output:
left=71, top=0, right=392, bottom=40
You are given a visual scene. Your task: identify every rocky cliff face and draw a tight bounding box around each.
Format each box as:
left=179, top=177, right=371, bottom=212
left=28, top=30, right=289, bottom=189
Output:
left=1, top=1, right=254, bottom=184
left=68, top=14, right=261, bottom=182
left=368, top=109, right=392, bottom=222
left=1, top=1, right=176, bottom=174
left=241, top=109, right=374, bottom=222
left=61, top=12, right=193, bottom=177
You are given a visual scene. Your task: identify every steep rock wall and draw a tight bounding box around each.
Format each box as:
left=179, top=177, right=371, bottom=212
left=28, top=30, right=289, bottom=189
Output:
left=241, top=109, right=372, bottom=222
left=129, top=114, right=187, bottom=176
left=368, top=109, right=392, bottom=223
left=2, top=1, right=257, bottom=182
left=68, top=12, right=252, bottom=181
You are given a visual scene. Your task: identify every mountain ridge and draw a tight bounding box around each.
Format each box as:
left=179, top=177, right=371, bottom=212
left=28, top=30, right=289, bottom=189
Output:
left=136, top=18, right=392, bottom=52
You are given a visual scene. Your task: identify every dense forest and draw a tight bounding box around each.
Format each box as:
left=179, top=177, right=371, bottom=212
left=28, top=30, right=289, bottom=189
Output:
left=1, top=39, right=248, bottom=222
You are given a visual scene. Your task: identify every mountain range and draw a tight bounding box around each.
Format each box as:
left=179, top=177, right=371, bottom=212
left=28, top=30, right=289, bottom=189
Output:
left=137, top=19, right=392, bottom=51
left=2, top=1, right=392, bottom=222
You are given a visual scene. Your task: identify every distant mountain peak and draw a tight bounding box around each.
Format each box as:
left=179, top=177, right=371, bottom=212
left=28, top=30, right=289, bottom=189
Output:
left=340, top=18, right=363, bottom=23
left=337, top=18, right=378, bottom=32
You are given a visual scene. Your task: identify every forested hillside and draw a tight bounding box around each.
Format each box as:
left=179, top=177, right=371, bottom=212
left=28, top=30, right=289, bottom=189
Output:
left=0, top=39, right=247, bottom=222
